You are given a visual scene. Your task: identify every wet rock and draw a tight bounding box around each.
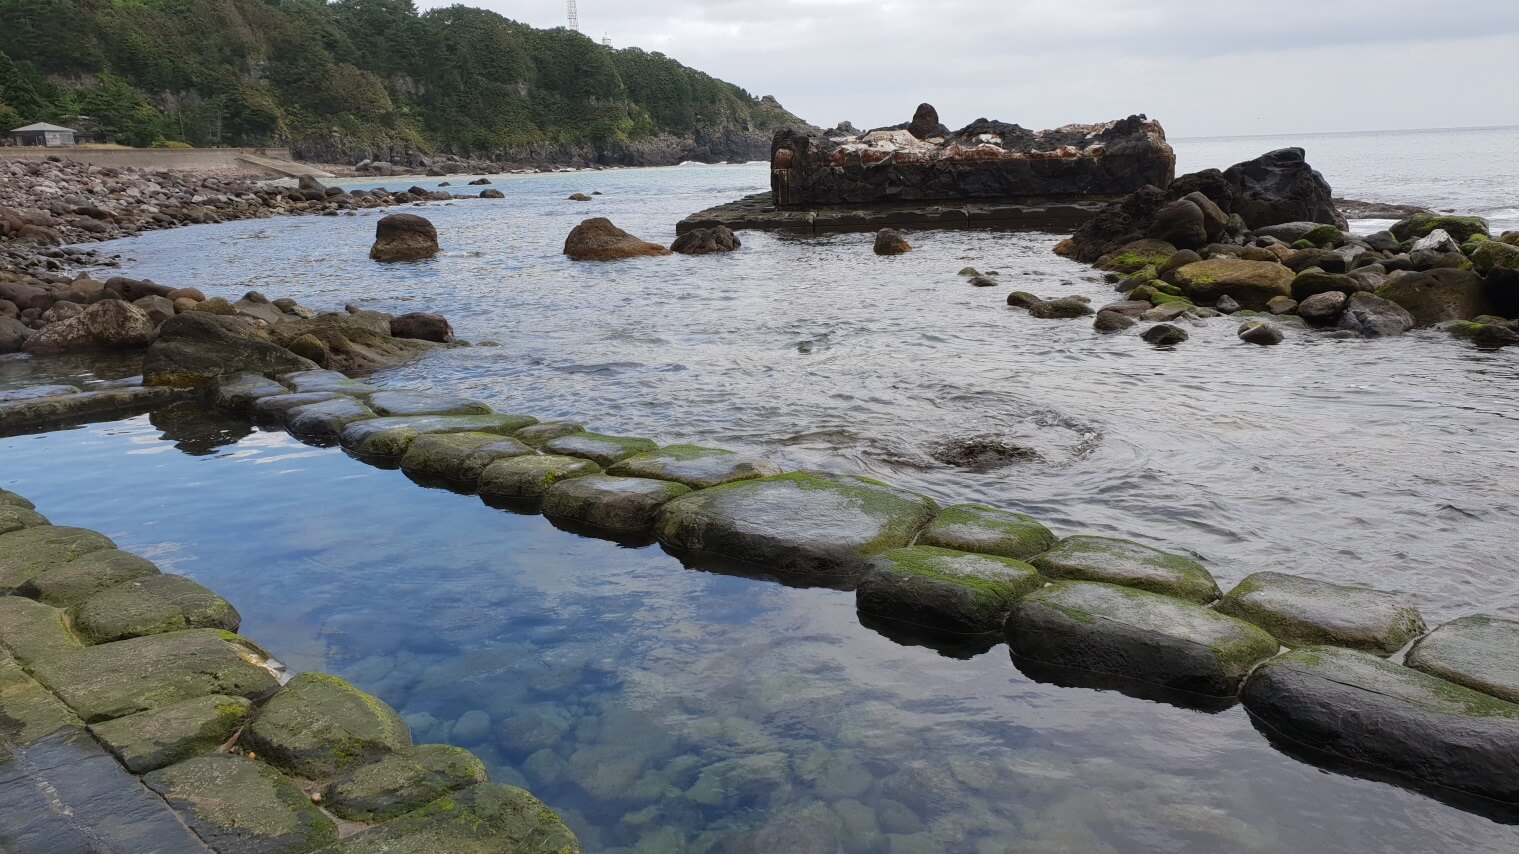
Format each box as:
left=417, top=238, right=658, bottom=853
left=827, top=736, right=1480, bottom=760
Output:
left=1007, top=581, right=1278, bottom=696
left=1139, top=301, right=1194, bottom=322
left=89, top=694, right=252, bottom=773
left=370, top=213, right=440, bottom=262
left=1265, top=295, right=1297, bottom=315
left=968, top=275, right=999, bottom=287
left=0, top=503, right=48, bottom=535
left=1029, top=535, right=1219, bottom=603
left=242, top=672, right=412, bottom=780
left=686, top=752, right=790, bottom=807
left=0, top=315, right=31, bottom=352
left=252, top=391, right=346, bottom=422
left=1376, top=268, right=1493, bottom=326
left=1005, top=291, right=1043, bottom=309
left=0, top=526, right=115, bottom=593
left=340, top=413, right=537, bottom=459
left=857, top=546, right=1041, bottom=634
left=917, top=503, right=1054, bottom=560
left=926, top=435, right=1037, bottom=470
left=367, top=390, right=491, bottom=417
left=1406, top=615, right=1519, bottom=704
left=1097, top=239, right=1176, bottom=274
left=145, top=755, right=338, bottom=853
left=400, top=432, right=535, bottom=482
left=1237, top=320, right=1284, bottom=345
left=284, top=396, right=377, bottom=440
left=1337, top=291, right=1414, bottom=338
left=68, top=574, right=241, bottom=645
left=1446, top=320, right=1519, bottom=348
left=541, top=431, right=657, bottom=467
left=907, top=102, right=945, bottom=139
left=390, top=312, right=454, bottom=343
left=563, top=217, right=671, bottom=261
left=480, top=189, right=505, bottom=199
left=1217, top=570, right=1425, bottom=655
left=1296, top=290, right=1348, bottom=325
left=1241, top=646, right=1519, bottom=803
left=29, top=629, right=279, bottom=722
left=655, top=472, right=938, bottom=582
left=607, top=444, right=781, bottom=489
left=1140, top=324, right=1188, bottom=346
left=273, top=311, right=440, bottom=376
left=0, top=490, right=35, bottom=509
left=1471, top=240, right=1519, bottom=275
left=1028, top=297, right=1094, bottom=319
left=22, top=299, right=156, bottom=355
left=542, top=475, right=692, bottom=532
left=1169, top=259, right=1293, bottom=310
left=0, top=597, right=81, bottom=664
left=0, top=385, right=188, bottom=432
left=671, top=225, right=741, bottom=254
left=212, top=373, right=289, bottom=412
left=568, top=193, right=592, bottom=202
left=1149, top=198, right=1209, bottom=248
left=1390, top=212, right=1489, bottom=244
left=279, top=368, right=378, bottom=395
left=1214, top=294, right=1241, bottom=314
left=873, top=229, right=912, bottom=256
left=325, top=783, right=580, bottom=853
left=0, top=650, right=83, bottom=744
left=1222, top=147, right=1345, bottom=229
left=513, top=421, right=586, bottom=447
left=323, top=744, right=488, bottom=822
left=144, top=312, right=317, bottom=388
left=478, top=455, right=603, bottom=500
left=16, top=549, right=160, bottom=607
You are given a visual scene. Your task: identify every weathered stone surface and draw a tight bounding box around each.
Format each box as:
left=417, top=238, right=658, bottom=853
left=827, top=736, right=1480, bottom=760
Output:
left=326, top=783, right=580, bottom=853
left=670, top=225, right=741, bottom=255
left=22, top=299, right=157, bottom=355
left=1291, top=268, right=1361, bottom=301
left=253, top=391, right=346, bottom=419
left=0, top=526, right=115, bottom=593
left=916, top=503, right=1055, bottom=561
left=390, top=312, right=454, bottom=343
left=0, top=490, right=35, bottom=509
left=285, top=396, right=377, bottom=439
left=1376, top=269, right=1493, bottom=326
left=0, top=597, right=80, bottom=664
left=323, top=744, right=488, bottom=822
left=563, top=217, right=672, bottom=261
left=655, top=472, right=939, bottom=581
left=145, top=755, right=338, bottom=853
left=367, top=390, right=491, bottom=417
left=1242, top=646, right=1519, bottom=802
left=1218, top=147, right=1344, bottom=229
left=1029, top=535, right=1219, bottom=603
left=606, top=444, right=782, bottom=489
left=857, top=546, right=1041, bottom=635
left=1338, top=291, right=1414, bottom=338
left=514, top=421, right=585, bottom=447
left=90, top=694, right=252, bottom=773
left=1007, top=581, right=1278, bottom=696
left=370, top=213, right=440, bottom=262
left=1390, top=213, right=1489, bottom=244
left=542, top=475, right=692, bottom=532
left=1405, top=615, right=1519, bottom=704
left=242, top=672, right=412, bottom=780
left=1297, top=290, right=1348, bottom=325
left=144, top=312, right=318, bottom=388
left=1141, top=323, right=1188, bottom=345
left=1216, top=571, right=1425, bottom=655
left=1097, top=239, right=1176, bottom=274
left=273, top=312, right=437, bottom=376
left=0, top=386, right=188, bottom=432
left=68, top=573, right=241, bottom=645
left=15, top=549, right=160, bottom=608
left=279, top=369, right=379, bottom=396
left=0, top=504, right=48, bottom=535
left=400, top=432, right=536, bottom=482
left=0, top=650, right=82, bottom=744
left=214, top=372, right=290, bottom=411
left=1238, top=320, right=1284, bottom=345
left=478, top=455, right=603, bottom=500
left=1169, top=259, right=1294, bottom=310
left=541, top=431, right=658, bottom=467
left=29, top=629, right=279, bottom=723
left=340, top=413, right=538, bottom=458
left=873, top=228, right=911, bottom=255
left=0, top=384, right=78, bottom=404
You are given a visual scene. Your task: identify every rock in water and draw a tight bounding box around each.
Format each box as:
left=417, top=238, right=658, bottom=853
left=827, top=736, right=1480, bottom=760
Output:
left=670, top=225, right=742, bottom=255
left=563, top=218, right=672, bottom=262
left=1169, top=259, right=1294, bottom=310
left=143, top=312, right=318, bottom=388
left=1220, top=148, right=1345, bottom=228
left=369, top=214, right=439, bottom=262
left=1405, top=615, right=1519, bottom=704
left=1238, top=320, right=1284, bottom=345
left=144, top=755, right=338, bottom=852
left=907, top=103, right=944, bottom=140
left=390, top=312, right=454, bottom=343
left=1337, top=292, right=1414, bottom=338
left=1297, top=290, right=1348, bottom=326
left=1216, top=571, right=1425, bottom=654
left=1375, top=269, right=1493, bottom=326
left=857, top=546, right=1042, bottom=635
left=1141, top=324, right=1188, bottom=346
left=873, top=229, right=911, bottom=256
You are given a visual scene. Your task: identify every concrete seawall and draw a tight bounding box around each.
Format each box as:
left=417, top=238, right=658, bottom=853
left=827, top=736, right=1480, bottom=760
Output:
left=2, top=147, right=323, bottom=176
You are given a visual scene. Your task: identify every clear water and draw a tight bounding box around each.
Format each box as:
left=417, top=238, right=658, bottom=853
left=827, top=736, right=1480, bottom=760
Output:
left=3, top=127, right=1518, bottom=851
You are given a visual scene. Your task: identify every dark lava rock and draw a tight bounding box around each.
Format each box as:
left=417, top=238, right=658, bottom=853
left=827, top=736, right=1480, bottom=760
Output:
left=390, top=312, right=454, bottom=343
left=1238, top=320, right=1284, bottom=345
left=873, top=228, right=911, bottom=256
left=907, top=103, right=946, bottom=140
left=671, top=225, right=742, bottom=255
left=1149, top=198, right=1209, bottom=249
left=1140, top=324, right=1188, bottom=346
left=1221, top=147, right=1345, bottom=229
left=563, top=218, right=672, bottom=262
left=369, top=213, right=439, bottom=263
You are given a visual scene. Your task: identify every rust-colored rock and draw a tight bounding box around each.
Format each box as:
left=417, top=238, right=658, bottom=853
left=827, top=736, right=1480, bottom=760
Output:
left=873, top=229, right=911, bottom=256
left=563, top=218, right=672, bottom=262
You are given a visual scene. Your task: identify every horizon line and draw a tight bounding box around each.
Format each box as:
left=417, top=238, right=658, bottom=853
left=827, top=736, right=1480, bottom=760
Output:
left=1171, top=122, right=1519, bottom=142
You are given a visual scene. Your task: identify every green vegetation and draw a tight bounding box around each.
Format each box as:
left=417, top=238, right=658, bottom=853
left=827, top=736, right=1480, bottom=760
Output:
left=0, top=0, right=806, bottom=157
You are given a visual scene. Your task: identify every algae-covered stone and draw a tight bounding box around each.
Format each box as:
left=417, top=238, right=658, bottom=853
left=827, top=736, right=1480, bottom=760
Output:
left=1390, top=212, right=1489, bottom=244
left=29, top=629, right=279, bottom=722
left=323, top=744, right=489, bottom=822
left=857, top=546, right=1041, bottom=634
left=1097, top=239, right=1177, bottom=274
left=214, top=373, right=289, bottom=412
left=1376, top=268, right=1493, bottom=326
left=16, top=548, right=161, bottom=607
left=285, top=396, right=376, bottom=439
left=145, top=755, right=338, bottom=853
left=242, top=672, right=412, bottom=780
left=278, top=369, right=379, bottom=395
left=1007, top=581, right=1278, bottom=696
left=1241, top=645, right=1519, bottom=802
left=0, top=597, right=80, bottom=664
left=399, top=432, right=535, bottom=482
left=90, top=694, right=252, bottom=773
left=367, top=390, right=492, bottom=417
left=0, top=490, right=35, bottom=509
left=0, top=504, right=48, bottom=535
left=0, top=650, right=82, bottom=744
left=1470, top=239, right=1519, bottom=275
left=1215, top=571, right=1425, bottom=655
left=339, top=413, right=538, bottom=459
left=541, top=475, right=691, bottom=532
left=1169, top=259, right=1294, bottom=310
left=514, top=421, right=586, bottom=447
left=542, top=431, right=658, bottom=467
left=478, top=455, right=602, bottom=500
left=68, top=573, right=241, bottom=645
left=1405, top=615, right=1519, bottom=704
left=607, top=444, right=782, bottom=489
left=655, top=472, right=938, bottom=581
left=1028, top=535, right=1219, bottom=604
left=327, top=783, right=580, bottom=853
left=0, top=386, right=189, bottom=431
left=0, top=525, right=115, bottom=593
left=916, top=503, right=1054, bottom=561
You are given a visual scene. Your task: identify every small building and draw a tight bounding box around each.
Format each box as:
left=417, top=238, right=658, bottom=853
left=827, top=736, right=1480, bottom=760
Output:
left=10, top=123, right=76, bottom=147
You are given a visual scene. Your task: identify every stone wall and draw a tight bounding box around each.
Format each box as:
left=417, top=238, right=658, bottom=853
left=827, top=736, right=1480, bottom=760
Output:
left=2, top=147, right=295, bottom=172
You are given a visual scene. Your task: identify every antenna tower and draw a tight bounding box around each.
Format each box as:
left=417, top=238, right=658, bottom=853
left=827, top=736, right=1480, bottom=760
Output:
left=567, top=0, right=579, bottom=32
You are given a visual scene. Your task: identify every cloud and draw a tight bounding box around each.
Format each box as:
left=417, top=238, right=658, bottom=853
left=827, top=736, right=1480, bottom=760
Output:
left=420, top=0, right=1519, bottom=136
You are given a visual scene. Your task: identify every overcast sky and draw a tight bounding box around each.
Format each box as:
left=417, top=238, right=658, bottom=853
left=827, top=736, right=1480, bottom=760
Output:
left=420, top=1, right=1519, bottom=138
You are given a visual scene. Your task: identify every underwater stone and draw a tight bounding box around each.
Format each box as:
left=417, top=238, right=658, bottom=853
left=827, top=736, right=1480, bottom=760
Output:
left=283, top=396, right=376, bottom=439
left=68, top=573, right=241, bottom=645
left=16, top=549, right=161, bottom=607
left=341, top=413, right=539, bottom=459
left=0, top=596, right=81, bottom=665
left=1028, top=535, right=1220, bottom=604
left=857, top=546, right=1042, bottom=634
left=1405, top=615, right=1519, bottom=704
left=541, top=475, right=692, bottom=532
left=325, top=783, right=580, bottom=853
left=478, top=455, right=603, bottom=500
left=212, top=372, right=288, bottom=412
left=1006, top=581, right=1278, bottom=696
left=685, top=752, right=790, bottom=807
left=89, top=694, right=252, bottom=773
left=0, top=526, right=116, bottom=593
left=541, top=432, right=659, bottom=467
left=241, top=672, right=412, bottom=780
left=367, top=390, right=493, bottom=417
left=144, top=755, right=338, bottom=853
left=916, top=503, right=1055, bottom=560
left=1242, top=645, right=1519, bottom=803
left=607, top=444, right=783, bottom=489
left=323, top=744, right=489, bottom=822
left=1216, top=571, right=1425, bottom=655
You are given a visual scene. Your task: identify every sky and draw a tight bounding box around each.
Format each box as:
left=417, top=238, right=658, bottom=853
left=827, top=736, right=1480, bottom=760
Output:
left=417, top=0, right=1519, bottom=138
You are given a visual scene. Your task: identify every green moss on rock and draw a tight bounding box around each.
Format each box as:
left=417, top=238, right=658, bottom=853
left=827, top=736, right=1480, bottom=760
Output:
left=241, top=672, right=412, bottom=780
left=541, top=432, right=659, bottom=467
left=1390, top=212, right=1490, bottom=244
left=1097, top=240, right=1177, bottom=274
left=0, top=526, right=116, bottom=593
left=68, top=574, right=241, bottom=645
left=327, top=783, right=580, bottom=853
left=478, top=455, right=603, bottom=500
left=1029, top=535, right=1219, bottom=603
left=917, top=504, right=1054, bottom=561
left=400, top=432, right=535, bottom=483
left=323, top=744, right=489, bottom=822
left=17, top=549, right=161, bottom=608
left=541, top=475, right=691, bottom=532
left=857, top=546, right=1042, bottom=634
left=89, top=694, right=252, bottom=773
left=1217, top=570, right=1425, bottom=654
left=144, top=755, right=337, bottom=852
left=607, top=444, right=782, bottom=489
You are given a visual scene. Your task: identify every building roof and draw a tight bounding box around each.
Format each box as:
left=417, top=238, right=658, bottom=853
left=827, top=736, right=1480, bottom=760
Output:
left=10, top=122, right=76, bottom=133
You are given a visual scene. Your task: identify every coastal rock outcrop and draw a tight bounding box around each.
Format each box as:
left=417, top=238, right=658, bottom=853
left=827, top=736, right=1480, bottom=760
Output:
left=563, top=218, right=672, bottom=262
left=369, top=214, right=440, bottom=263
left=21, top=300, right=157, bottom=355
left=143, top=312, right=318, bottom=387
left=670, top=225, right=741, bottom=255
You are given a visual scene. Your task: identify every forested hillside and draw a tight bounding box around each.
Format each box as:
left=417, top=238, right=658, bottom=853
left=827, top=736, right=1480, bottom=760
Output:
left=0, top=0, right=812, bottom=165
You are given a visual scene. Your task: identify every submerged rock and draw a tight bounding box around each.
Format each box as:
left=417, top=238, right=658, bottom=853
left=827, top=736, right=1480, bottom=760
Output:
left=917, top=503, right=1054, bottom=561
left=1405, top=615, right=1519, bottom=704
left=1140, top=323, right=1188, bottom=346
left=1237, top=320, right=1284, bottom=345
left=89, top=694, right=252, bottom=773
left=857, top=546, right=1041, bottom=635
left=563, top=218, right=671, bottom=261
left=606, top=444, right=781, bottom=489
left=542, top=475, right=692, bottom=532
left=145, top=755, right=338, bottom=852
left=1216, top=571, right=1425, bottom=655
left=1029, top=535, right=1219, bottom=604
left=926, top=435, right=1038, bottom=470
left=242, top=672, right=412, bottom=780
left=370, top=213, right=440, bottom=262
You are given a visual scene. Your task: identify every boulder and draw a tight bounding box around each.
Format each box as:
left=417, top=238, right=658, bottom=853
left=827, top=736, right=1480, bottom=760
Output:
left=873, top=229, right=911, bottom=256
left=1027, top=297, right=1094, bottom=319
left=22, top=300, right=156, bottom=355
left=1337, top=292, right=1414, bottom=338
left=284, top=396, right=376, bottom=440
left=541, top=475, right=692, bottom=532
left=0, top=315, right=30, bottom=352
left=67, top=574, right=240, bottom=645
left=907, top=103, right=945, bottom=139
left=1140, top=324, right=1188, bottom=346
left=1093, top=310, right=1137, bottom=332
left=567, top=193, right=592, bottom=202
left=252, top=391, right=346, bottom=422
left=279, top=369, right=379, bottom=395
left=324, top=784, right=580, bottom=854
left=273, top=312, right=439, bottom=376
left=1376, top=269, right=1493, bottom=325
left=367, top=390, right=490, bottom=417
left=89, top=694, right=253, bottom=773
left=1291, top=268, right=1361, bottom=300
left=242, top=672, right=411, bottom=780
left=478, top=455, right=602, bottom=501
left=400, top=432, right=535, bottom=482
left=0, top=597, right=81, bottom=665
left=1471, top=240, right=1519, bottom=276
left=212, top=373, right=289, bottom=412
left=654, top=472, right=938, bottom=583
left=563, top=218, right=671, bottom=261
left=144, top=755, right=338, bottom=852
left=0, top=526, right=115, bottom=594
left=606, top=445, right=781, bottom=489
left=1169, top=259, right=1293, bottom=310
left=541, top=432, right=658, bottom=467
left=1406, top=615, right=1519, bottom=704
left=144, top=312, right=317, bottom=388
left=1241, top=646, right=1519, bottom=803
left=322, top=744, right=488, bottom=822
left=370, top=213, right=439, bottom=262
left=1097, top=239, right=1176, bottom=274
left=1028, top=535, right=1218, bottom=603
left=1265, top=296, right=1297, bottom=315
left=1006, top=581, right=1278, bottom=696
left=671, top=225, right=742, bottom=255
left=856, top=546, right=1042, bottom=634
left=1390, top=213, right=1489, bottom=244
left=480, top=189, right=505, bottom=199
left=1238, top=320, right=1284, bottom=345
left=0, top=504, right=48, bottom=535
left=1296, top=290, right=1348, bottom=325
left=390, top=312, right=454, bottom=343
left=1216, top=571, right=1425, bottom=654
left=1410, top=229, right=1460, bottom=255
left=1220, top=147, right=1345, bottom=229
left=513, top=421, right=586, bottom=447
left=1149, top=198, right=1208, bottom=248
left=916, top=503, right=1054, bottom=560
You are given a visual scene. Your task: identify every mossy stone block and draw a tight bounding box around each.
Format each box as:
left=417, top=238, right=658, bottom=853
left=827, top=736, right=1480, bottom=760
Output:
left=0, top=526, right=116, bottom=593
left=213, top=373, right=289, bottom=412
left=607, top=444, right=782, bottom=489
left=541, top=432, right=658, bottom=467
left=1406, top=615, right=1519, bottom=704
left=541, top=475, right=691, bottom=532
left=68, top=574, right=241, bottom=645
left=284, top=397, right=376, bottom=439
left=1029, top=535, right=1219, bottom=604
left=145, top=755, right=338, bottom=853
left=0, top=597, right=80, bottom=665
left=478, top=455, right=602, bottom=500
left=251, top=391, right=345, bottom=418
left=857, top=546, right=1042, bottom=634
left=400, top=432, right=535, bottom=483
left=0, top=504, right=49, bottom=536
left=0, top=650, right=83, bottom=745
left=514, top=421, right=586, bottom=447
left=340, top=413, right=539, bottom=459
left=367, top=390, right=492, bottom=417
left=1216, top=571, right=1425, bottom=655
left=0, top=490, right=35, bottom=510
left=242, top=672, right=412, bottom=781
left=323, top=744, right=488, bottom=822
left=327, top=783, right=580, bottom=854
left=90, top=694, right=253, bottom=773
left=277, top=369, right=379, bottom=395
left=16, top=548, right=161, bottom=607
left=916, top=503, right=1054, bottom=561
